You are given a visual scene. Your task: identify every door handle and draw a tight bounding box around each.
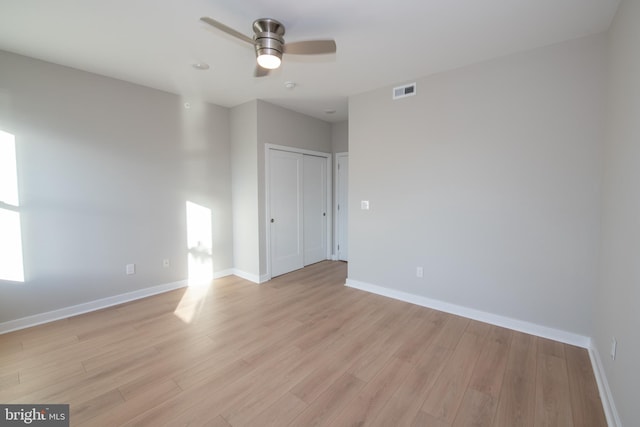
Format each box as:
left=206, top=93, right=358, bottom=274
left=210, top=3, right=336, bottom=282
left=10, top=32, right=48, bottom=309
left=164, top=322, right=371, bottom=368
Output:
left=271, top=218, right=275, bottom=223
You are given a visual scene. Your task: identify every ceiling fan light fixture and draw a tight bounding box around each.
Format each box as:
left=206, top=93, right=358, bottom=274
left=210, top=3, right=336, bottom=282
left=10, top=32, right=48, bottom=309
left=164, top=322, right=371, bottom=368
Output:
left=257, top=49, right=282, bottom=69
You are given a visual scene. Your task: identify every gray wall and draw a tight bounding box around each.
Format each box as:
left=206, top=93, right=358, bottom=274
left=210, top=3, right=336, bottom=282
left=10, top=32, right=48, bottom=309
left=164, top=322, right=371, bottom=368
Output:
left=348, top=35, right=606, bottom=336
left=331, top=120, right=349, bottom=153
left=594, top=1, right=640, bottom=425
left=230, top=100, right=260, bottom=279
left=0, top=51, right=233, bottom=322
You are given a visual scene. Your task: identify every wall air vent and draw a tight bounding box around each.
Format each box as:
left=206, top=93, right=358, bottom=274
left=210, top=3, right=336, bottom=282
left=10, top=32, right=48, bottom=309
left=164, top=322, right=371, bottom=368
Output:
left=392, top=82, right=417, bottom=100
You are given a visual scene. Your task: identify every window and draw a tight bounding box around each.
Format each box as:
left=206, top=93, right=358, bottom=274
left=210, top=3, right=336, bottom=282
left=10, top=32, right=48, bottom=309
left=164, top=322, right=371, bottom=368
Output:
left=0, top=130, right=25, bottom=282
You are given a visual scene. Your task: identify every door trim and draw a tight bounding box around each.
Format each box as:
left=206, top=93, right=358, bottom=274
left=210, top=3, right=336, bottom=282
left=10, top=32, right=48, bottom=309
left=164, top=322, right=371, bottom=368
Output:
left=334, top=152, right=348, bottom=261
left=265, top=144, right=332, bottom=281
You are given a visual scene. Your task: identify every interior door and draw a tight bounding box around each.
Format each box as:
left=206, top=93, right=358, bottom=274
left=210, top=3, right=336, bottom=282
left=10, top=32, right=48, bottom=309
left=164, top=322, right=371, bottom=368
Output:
left=336, top=154, right=348, bottom=261
left=269, top=149, right=304, bottom=277
left=303, top=155, right=327, bottom=265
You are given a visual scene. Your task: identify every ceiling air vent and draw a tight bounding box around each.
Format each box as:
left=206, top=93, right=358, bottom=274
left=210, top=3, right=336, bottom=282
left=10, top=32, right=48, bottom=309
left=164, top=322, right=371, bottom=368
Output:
left=393, top=82, right=416, bottom=100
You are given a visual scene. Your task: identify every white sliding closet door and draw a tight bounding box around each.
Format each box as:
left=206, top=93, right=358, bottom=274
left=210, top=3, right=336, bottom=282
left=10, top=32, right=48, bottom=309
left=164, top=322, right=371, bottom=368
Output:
left=268, top=146, right=330, bottom=278
left=269, top=149, right=304, bottom=277
left=303, top=154, right=327, bottom=266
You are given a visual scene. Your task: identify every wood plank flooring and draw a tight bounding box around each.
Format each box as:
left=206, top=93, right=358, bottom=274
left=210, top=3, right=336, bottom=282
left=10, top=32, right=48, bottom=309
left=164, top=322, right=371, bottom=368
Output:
left=0, top=261, right=607, bottom=426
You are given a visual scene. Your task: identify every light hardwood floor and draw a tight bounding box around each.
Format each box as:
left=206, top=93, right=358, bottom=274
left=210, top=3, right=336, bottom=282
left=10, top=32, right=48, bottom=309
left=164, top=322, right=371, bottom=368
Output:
left=0, top=261, right=606, bottom=426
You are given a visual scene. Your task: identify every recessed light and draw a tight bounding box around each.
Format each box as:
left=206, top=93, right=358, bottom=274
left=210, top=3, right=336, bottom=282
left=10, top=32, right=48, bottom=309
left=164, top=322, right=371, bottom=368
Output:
left=192, top=62, right=210, bottom=70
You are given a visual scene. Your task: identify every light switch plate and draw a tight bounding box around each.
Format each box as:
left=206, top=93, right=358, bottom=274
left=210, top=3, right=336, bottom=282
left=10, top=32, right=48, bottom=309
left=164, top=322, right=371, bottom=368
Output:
left=126, top=263, right=135, bottom=275
left=361, top=200, right=370, bottom=210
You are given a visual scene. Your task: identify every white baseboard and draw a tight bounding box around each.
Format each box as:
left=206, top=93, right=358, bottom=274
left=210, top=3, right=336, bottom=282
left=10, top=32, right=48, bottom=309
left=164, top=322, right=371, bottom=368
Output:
left=213, top=269, right=235, bottom=280
left=589, top=345, right=622, bottom=427
left=0, top=279, right=189, bottom=335
left=232, top=269, right=261, bottom=284
left=345, top=278, right=591, bottom=348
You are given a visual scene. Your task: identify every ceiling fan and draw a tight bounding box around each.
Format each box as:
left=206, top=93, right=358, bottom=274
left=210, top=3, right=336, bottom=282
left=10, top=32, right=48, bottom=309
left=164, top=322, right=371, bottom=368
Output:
left=200, top=16, right=337, bottom=77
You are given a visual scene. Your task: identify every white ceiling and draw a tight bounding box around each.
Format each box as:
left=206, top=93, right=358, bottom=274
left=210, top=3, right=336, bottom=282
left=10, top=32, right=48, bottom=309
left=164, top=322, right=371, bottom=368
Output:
left=0, top=0, right=620, bottom=122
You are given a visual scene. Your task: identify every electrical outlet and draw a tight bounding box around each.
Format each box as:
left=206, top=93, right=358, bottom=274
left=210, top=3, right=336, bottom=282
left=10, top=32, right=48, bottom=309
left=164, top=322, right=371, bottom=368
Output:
left=416, top=267, right=424, bottom=278
left=163, top=259, right=170, bottom=268
left=126, top=263, right=135, bottom=275
left=611, top=337, right=617, bottom=360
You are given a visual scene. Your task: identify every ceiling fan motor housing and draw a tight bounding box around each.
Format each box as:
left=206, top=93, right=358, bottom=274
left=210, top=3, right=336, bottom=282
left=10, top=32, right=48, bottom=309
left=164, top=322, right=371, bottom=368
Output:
left=253, top=18, right=285, bottom=58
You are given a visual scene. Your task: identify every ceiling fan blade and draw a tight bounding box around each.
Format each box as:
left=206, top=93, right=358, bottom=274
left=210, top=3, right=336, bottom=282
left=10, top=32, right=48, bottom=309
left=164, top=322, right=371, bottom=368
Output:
left=283, top=40, right=336, bottom=55
left=200, top=17, right=254, bottom=45
left=254, top=65, right=270, bottom=78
